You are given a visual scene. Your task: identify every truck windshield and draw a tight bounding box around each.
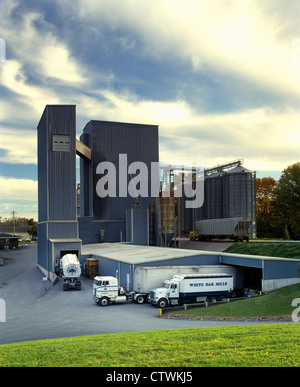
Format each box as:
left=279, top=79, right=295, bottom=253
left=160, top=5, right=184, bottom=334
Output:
left=94, top=280, right=102, bottom=286
left=163, top=283, right=170, bottom=289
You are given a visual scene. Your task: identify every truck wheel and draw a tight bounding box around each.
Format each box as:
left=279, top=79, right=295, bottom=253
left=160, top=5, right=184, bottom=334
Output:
left=99, top=297, right=109, bottom=306
left=209, top=296, right=217, bottom=303
left=158, top=298, right=168, bottom=308
left=136, top=295, right=145, bottom=304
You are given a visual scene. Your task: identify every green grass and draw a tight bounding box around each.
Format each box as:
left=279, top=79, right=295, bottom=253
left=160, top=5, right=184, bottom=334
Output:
left=170, top=284, right=300, bottom=318
left=225, top=242, right=300, bottom=259
left=0, top=324, right=299, bottom=367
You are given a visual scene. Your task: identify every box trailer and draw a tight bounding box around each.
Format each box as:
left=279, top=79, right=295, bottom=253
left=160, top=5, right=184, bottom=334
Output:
left=132, top=265, right=236, bottom=304
left=150, top=273, right=235, bottom=308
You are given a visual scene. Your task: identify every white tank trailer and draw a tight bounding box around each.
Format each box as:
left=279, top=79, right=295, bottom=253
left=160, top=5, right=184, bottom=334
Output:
left=60, top=254, right=82, bottom=291
left=132, top=265, right=236, bottom=304
left=195, top=217, right=252, bottom=242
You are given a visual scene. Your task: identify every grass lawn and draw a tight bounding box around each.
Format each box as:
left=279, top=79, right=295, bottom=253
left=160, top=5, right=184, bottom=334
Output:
left=225, top=242, right=300, bottom=259
left=168, top=284, right=300, bottom=318
left=0, top=324, right=299, bottom=367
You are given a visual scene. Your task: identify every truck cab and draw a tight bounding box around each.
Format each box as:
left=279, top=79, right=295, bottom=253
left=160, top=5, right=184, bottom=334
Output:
left=150, top=279, right=179, bottom=308
left=93, top=276, right=127, bottom=306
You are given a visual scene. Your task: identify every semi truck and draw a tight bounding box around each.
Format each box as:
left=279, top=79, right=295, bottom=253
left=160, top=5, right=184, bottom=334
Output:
left=133, top=265, right=236, bottom=304
left=190, top=217, right=252, bottom=242
left=93, top=276, right=128, bottom=306
left=150, top=273, right=235, bottom=308
left=60, top=254, right=82, bottom=291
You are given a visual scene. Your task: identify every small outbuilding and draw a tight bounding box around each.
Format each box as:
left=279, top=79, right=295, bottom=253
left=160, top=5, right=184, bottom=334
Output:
left=0, top=233, right=20, bottom=250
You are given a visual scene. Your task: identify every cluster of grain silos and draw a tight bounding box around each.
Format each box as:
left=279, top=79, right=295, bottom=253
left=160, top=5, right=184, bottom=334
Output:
left=179, top=162, right=256, bottom=238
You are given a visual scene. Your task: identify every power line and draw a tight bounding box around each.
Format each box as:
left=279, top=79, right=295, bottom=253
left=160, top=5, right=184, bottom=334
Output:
left=11, top=211, right=17, bottom=235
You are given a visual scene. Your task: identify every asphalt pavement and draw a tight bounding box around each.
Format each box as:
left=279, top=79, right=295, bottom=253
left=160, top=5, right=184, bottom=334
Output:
left=0, top=244, right=287, bottom=345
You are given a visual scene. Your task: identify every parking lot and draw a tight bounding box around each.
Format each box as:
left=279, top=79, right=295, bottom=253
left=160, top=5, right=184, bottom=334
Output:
left=0, top=244, right=281, bottom=345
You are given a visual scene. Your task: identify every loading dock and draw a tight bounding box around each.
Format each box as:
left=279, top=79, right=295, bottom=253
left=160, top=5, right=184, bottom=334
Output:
left=81, top=243, right=300, bottom=293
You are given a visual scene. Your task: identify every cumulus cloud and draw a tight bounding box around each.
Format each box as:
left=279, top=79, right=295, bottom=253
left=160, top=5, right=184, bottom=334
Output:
left=0, top=1, right=86, bottom=84
left=0, top=176, right=37, bottom=201
left=89, top=90, right=300, bottom=171
left=0, top=0, right=299, bottom=179
left=76, top=0, right=300, bottom=98
left=0, top=128, right=37, bottom=164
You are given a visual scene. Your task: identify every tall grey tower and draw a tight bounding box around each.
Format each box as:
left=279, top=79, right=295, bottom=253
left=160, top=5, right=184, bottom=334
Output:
left=37, top=105, right=81, bottom=279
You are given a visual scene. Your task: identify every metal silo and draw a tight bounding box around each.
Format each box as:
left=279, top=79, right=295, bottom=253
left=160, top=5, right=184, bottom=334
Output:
left=155, top=196, right=175, bottom=246
left=207, top=172, right=224, bottom=219
left=223, top=166, right=256, bottom=237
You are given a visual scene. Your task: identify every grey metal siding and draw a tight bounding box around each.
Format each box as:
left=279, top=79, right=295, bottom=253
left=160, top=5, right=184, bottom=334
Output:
left=136, top=254, right=220, bottom=267
left=78, top=217, right=126, bottom=244
left=263, top=260, right=300, bottom=280
left=90, top=120, right=159, bottom=220
left=79, top=119, right=159, bottom=243
left=126, top=208, right=149, bottom=245
left=48, top=222, right=78, bottom=239
left=37, top=223, right=48, bottom=270
left=96, top=256, right=119, bottom=277
left=220, top=255, right=263, bottom=268
left=37, top=105, right=81, bottom=273
left=47, top=106, right=77, bottom=222
left=37, top=107, right=48, bottom=222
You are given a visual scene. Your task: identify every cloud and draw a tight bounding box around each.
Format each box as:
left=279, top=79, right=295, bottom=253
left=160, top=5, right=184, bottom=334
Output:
left=76, top=0, right=300, bottom=99
left=0, top=128, right=37, bottom=164
left=0, top=0, right=299, bottom=178
left=89, top=89, right=300, bottom=171
left=0, top=176, right=37, bottom=201
left=0, top=1, right=86, bottom=84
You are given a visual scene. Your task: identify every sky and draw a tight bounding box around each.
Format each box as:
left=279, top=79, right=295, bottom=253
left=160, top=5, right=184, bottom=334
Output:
left=0, top=0, right=299, bottom=221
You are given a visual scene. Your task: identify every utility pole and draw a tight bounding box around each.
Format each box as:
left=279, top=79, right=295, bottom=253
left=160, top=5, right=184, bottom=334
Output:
left=11, top=211, right=17, bottom=235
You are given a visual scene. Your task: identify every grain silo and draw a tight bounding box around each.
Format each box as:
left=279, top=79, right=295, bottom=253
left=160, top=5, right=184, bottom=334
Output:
left=223, top=165, right=256, bottom=237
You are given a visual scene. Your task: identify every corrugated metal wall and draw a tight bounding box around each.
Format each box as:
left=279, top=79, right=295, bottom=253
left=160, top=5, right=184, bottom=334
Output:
left=37, top=105, right=81, bottom=274
left=79, top=120, right=159, bottom=243
left=135, top=254, right=220, bottom=267
left=221, top=254, right=263, bottom=268
left=263, top=260, right=300, bottom=280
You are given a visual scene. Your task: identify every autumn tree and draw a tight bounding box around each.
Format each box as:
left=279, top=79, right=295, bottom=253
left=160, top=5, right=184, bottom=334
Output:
left=273, top=162, right=300, bottom=240
left=256, top=177, right=277, bottom=238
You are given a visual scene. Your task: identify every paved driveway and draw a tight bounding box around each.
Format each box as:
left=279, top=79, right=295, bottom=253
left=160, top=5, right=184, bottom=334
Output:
left=0, top=244, right=283, bottom=345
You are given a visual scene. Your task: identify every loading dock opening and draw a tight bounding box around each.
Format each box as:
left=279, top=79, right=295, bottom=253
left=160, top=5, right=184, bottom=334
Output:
left=242, top=266, right=263, bottom=291
left=60, top=250, right=79, bottom=258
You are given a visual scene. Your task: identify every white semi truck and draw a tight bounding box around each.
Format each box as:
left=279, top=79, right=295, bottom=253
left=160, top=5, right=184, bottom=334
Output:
left=60, top=254, right=82, bottom=291
left=150, top=273, right=235, bottom=308
left=93, top=276, right=128, bottom=306
left=133, top=265, right=236, bottom=304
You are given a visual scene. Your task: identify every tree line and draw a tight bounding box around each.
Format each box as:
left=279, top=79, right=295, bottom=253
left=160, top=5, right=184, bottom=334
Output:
left=256, top=162, right=300, bottom=240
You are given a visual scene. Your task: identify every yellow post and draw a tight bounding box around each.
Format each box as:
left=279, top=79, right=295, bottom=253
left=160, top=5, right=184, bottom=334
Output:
left=158, top=308, right=162, bottom=316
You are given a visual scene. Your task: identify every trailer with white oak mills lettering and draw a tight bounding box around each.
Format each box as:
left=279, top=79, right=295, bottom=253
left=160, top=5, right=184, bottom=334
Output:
left=150, top=273, right=235, bottom=308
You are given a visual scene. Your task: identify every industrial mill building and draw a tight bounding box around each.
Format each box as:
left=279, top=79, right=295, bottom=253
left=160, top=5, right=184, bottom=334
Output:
left=36, top=105, right=300, bottom=292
